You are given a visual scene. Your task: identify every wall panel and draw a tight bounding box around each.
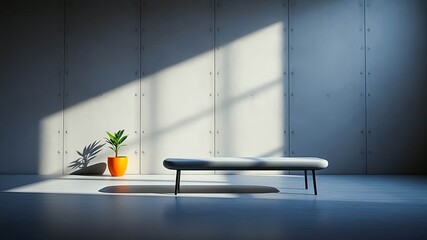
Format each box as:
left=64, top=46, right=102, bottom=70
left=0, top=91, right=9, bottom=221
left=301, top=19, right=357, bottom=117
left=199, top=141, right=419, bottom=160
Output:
left=1, top=0, right=426, bottom=175
left=64, top=0, right=140, bottom=174
left=0, top=0, right=64, bottom=174
left=215, top=0, right=288, bottom=164
left=141, top=0, right=214, bottom=174
left=366, top=0, right=427, bottom=174
left=289, top=0, right=366, bottom=174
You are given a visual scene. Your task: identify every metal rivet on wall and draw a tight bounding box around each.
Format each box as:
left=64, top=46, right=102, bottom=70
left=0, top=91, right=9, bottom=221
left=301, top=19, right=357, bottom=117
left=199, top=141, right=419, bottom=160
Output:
left=217, top=131, right=220, bottom=133
left=361, top=130, right=364, bottom=134
left=135, top=150, right=138, bottom=154
left=58, top=151, right=61, bottom=154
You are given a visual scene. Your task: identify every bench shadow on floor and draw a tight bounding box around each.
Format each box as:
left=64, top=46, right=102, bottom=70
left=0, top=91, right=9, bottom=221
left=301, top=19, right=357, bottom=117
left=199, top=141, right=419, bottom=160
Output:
left=99, top=185, right=279, bottom=194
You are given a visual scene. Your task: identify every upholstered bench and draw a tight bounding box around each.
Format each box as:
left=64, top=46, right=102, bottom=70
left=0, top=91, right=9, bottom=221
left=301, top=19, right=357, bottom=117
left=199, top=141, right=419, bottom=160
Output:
left=163, top=157, right=329, bottom=195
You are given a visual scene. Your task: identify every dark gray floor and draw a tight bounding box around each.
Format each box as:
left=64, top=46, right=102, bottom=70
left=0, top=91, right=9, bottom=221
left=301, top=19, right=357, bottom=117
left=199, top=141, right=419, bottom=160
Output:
left=0, top=175, right=426, bottom=240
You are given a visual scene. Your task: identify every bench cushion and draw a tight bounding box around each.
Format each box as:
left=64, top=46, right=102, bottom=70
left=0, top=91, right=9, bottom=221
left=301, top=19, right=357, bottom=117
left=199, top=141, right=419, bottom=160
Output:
left=163, top=157, right=328, bottom=171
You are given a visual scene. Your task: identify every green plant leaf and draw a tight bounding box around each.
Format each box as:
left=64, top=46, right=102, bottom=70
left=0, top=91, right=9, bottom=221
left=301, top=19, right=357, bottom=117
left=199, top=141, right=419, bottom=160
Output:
left=106, top=132, right=115, bottom=141
left=117, top=130, right=124, bottom=139
left=118, top=135, right=128, bottom=144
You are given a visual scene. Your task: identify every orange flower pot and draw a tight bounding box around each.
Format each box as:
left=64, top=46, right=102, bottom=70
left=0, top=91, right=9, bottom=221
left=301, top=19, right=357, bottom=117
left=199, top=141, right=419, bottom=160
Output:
left=107, top=156, right=128, bottom=176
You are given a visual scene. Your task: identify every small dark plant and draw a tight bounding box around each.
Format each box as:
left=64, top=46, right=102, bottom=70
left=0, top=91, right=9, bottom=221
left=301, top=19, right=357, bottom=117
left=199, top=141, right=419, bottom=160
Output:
left=105, top=129, right=128, bottom=157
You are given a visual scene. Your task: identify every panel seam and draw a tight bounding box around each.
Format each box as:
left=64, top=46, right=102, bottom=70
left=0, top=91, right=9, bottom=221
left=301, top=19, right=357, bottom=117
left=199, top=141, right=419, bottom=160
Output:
left=62, top=0, right=66, bottom=175
left=364, top=0, right=368, bottom=174
left=139, top=0, right=142, bottom=175
left=287, top=0, right=291, bottom=159
left=213, top=0, right=217, bottom=175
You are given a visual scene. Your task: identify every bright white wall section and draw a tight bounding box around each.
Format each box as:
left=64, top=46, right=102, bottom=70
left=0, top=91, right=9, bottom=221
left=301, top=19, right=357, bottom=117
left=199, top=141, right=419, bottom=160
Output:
left=141, top=0, right=215, bottom=174
left=64, top=0, right=140, bottom=174
left=215, top=0, right=287, bottom=160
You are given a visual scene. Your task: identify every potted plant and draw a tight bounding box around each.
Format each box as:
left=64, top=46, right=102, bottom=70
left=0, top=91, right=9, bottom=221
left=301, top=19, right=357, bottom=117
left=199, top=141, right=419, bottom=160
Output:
left=105, top=129, right=128, bottom=176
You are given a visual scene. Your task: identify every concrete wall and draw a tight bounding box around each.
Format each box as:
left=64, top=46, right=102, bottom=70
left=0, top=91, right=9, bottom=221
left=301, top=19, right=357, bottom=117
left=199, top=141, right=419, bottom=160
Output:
left=0, top=0, right=426, bottom=175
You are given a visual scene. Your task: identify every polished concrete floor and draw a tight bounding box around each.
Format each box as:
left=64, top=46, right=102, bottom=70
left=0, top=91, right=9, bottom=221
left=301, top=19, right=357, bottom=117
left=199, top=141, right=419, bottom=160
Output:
left=0, top=174, right=426, bottom=240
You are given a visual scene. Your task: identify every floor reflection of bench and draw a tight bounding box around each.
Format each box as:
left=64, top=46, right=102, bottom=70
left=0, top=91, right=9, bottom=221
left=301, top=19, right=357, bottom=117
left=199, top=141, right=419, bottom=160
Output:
left=163, top=157, right=329, bottom=195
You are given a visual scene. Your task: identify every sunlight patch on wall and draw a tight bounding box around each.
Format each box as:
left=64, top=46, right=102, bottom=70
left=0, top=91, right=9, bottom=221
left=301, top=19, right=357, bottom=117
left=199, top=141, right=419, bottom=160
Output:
left=216, top=20, right=286, bottom=159
left=62, top=80, right=140, bottom=175
left=38, top=111, right=62, bottom=175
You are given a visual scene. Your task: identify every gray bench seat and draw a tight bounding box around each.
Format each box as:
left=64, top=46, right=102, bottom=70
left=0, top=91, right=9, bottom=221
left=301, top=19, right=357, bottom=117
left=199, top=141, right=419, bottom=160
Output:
left=163, top=157, right=329, bottom=195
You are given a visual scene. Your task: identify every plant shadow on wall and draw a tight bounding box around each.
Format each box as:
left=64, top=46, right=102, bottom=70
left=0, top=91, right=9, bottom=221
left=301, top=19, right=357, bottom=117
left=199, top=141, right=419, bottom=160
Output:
left=68, top=140, right=106, bottom=175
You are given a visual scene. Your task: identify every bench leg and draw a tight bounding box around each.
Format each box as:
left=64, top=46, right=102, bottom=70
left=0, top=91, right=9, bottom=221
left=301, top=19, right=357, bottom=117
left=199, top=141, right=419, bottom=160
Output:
left=312, top=170, right=317, bottom=195
left=175, top=170, right=181, bottom=195
left=304, top=170, right=308, bottom=189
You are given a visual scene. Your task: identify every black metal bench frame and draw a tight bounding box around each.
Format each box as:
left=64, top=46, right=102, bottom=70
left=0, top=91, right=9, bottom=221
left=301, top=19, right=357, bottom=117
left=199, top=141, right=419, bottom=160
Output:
left=173, top=169, right=318, bottom=195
